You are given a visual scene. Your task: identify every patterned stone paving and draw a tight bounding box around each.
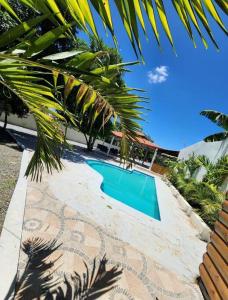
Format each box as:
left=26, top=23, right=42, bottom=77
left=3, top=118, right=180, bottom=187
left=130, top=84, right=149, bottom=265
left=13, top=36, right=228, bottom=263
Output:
left=17, top=176, right=203, bottom=299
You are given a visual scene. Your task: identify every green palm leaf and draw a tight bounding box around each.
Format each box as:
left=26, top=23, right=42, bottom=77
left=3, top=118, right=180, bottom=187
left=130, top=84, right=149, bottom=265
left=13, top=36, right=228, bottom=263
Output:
left=0, top=47, right=144, bottom=179
left=2, top=0, right=226, bottom=57
left=0, top=0, right=20, bottom=21
left=0, top=55, right=66, bottom=180
left=200, top=110, right=228, bottom=130
left=201, top=110, right=228, bottom=142
left=25, top=23, right=73, bottom=57
left=1, top=1, right=227, bottom=180
left=0, top=14, right=48, bottom=49
left=204, top=131, right=228, bottom=142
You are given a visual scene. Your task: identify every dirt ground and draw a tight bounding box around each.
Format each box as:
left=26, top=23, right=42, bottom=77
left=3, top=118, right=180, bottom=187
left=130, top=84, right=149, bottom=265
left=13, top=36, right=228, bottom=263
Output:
left=0, top=128, right=22, bottom=234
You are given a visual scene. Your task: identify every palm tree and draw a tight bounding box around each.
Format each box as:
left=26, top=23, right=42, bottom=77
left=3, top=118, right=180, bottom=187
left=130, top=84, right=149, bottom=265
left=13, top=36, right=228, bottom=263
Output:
left=0, top=18, right=144, bottom=180
left=200, top=110, right=228, bottom=142
left=0, top=1, right=227, bottom=179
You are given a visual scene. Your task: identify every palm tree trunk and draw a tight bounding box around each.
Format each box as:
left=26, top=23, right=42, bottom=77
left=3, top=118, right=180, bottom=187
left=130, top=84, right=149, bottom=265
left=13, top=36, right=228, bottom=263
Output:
left=3, top=112, right=8, bottom=130
left=87, top=135, right=94, bottom=151
left=85, top=134, right=97, bottom=151
left=60, top=123, right=69, bottom=157
left=90, top=135, right=97, bottom=150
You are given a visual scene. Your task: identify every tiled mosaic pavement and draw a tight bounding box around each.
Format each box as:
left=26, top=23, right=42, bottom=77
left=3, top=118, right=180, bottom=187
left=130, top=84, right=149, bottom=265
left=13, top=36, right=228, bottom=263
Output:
left=17, top=175, right=203, bottom=300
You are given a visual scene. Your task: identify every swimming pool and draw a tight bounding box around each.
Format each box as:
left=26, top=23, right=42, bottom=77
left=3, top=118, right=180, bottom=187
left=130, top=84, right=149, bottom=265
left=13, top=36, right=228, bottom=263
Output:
left=86, top=160, right=160, bottom=220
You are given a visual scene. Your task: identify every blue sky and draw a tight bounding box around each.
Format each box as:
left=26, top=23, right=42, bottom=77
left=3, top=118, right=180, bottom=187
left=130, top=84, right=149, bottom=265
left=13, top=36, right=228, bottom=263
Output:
left=79, top=2, right=227, bottom=150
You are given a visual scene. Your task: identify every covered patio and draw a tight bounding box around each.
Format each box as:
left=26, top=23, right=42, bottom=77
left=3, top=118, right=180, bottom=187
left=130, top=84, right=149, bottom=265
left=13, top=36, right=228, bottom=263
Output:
left=106, top=131, right=179, bottom=173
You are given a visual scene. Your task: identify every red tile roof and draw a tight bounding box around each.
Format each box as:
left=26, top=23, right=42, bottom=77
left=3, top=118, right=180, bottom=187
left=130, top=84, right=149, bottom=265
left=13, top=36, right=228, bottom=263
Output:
left=112, top=131, right=160, bottom=150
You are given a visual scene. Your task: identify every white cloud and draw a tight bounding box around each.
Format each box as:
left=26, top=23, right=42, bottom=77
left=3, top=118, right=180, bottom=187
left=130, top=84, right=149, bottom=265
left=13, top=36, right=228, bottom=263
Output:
left=147, top=66, right=169, bottom=84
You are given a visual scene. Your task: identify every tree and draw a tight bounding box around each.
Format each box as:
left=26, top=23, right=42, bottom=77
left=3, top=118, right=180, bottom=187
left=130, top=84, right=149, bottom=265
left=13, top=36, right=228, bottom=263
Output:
left=0, top=85, right=29, bottom=129
left=64, top=37, right=126, bottom=151
left=58, top=48, right=142, bottom=152
left=200, top=110, right=228, bottom=141
left=0, top=0, right=37, bottom=35
left=0, top=22, right=143, bottom=180
left=89, top=36, right=124, bottom=87
left=0, top=0, right=227, bottom=180
left=77, top=113, right=114, bottom=151
left=0, top=1, right=35, bottom=130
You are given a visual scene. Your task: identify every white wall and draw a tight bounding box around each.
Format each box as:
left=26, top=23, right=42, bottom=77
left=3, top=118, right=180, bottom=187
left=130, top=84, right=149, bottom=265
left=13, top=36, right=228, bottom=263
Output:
left=0, top=113, right=104, bottom=148
left=178, top=139, right=228, bottom=163
left=0, top=113, right=37, bottom=131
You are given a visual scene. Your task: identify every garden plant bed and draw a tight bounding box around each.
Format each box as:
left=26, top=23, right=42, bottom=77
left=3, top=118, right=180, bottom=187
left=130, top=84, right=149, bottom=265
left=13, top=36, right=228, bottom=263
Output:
left=0, top=128, right=22, bottom=234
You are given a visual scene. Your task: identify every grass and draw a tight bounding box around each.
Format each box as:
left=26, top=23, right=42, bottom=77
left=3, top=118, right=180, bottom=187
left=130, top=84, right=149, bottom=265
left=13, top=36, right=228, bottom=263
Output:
left=0, top=128, right=22, bottom=234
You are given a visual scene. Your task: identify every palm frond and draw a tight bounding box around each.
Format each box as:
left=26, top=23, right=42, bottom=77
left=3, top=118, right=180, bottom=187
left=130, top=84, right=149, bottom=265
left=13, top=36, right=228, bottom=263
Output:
left=0, top=47, right=144, bottom=179
left=199, top=198, right=223, bottom=227
left=201, top=110, right=228, bottom=142
left=204, top=131, right=228, bottom=142
left=166, top=154, right=226, bottom=227
left=200, top=110, right=228, bottom=130
left=0, top=14, right=48, bottom=49
left=197, top=155, right=212, bottom=169
left=203, top=155, right=228, bottom=186
left=1, top=0, right=227, bottom=57
left=0, top=54, right=67, bottom=180
left=46, top=49, right=145, bottom=164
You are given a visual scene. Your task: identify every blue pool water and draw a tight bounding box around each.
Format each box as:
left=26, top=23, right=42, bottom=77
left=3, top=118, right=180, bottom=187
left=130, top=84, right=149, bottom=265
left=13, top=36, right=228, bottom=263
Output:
left=86, top=160, right=160, bottom=220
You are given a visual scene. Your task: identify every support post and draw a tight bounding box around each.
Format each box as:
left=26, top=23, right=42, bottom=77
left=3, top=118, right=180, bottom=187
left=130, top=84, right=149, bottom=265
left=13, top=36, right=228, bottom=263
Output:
left=142, top=148, right=148, bottom=166
left=150, top=148, right=158, bottom=170
left=107, top=136, right=114, bottom=155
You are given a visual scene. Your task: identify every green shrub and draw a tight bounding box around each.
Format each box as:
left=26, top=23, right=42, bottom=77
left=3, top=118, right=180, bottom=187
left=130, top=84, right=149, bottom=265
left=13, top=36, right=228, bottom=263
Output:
left=166, top=155, right=226, bottom=228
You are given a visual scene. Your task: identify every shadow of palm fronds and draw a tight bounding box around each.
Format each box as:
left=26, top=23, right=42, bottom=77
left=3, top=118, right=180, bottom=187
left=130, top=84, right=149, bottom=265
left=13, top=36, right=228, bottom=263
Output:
left=13, top=237, right=123, bottom=300
left=14, top=237, right=62, bottom=300
left=46, top=256, right=123, bottom=300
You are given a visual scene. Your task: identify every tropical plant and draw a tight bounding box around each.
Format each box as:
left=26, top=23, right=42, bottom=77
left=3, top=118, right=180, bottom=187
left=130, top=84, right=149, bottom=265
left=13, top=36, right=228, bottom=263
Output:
left=75, top=113, right=115, bottom=151
left=201, top=155, right=228, bottom=187
left=8, top=237, right=122, bottom=299
left=200, top=110, right=228, bottom=141
left=183, top=153, right=202, bottom=177
left=166, top=155, right=225, bottom=227
left=1, top=0, right=227, bottom=57
left=63, top=36, right=126, bottom=151
left=0, top=16, right=144, bottom=179
left=43, top=49, right=144, bottom=151
left=184, top=180, right=224, bottom=226
left=0, top=1, right=227, bottom=179
left=0, top=0, right=37, bottom=35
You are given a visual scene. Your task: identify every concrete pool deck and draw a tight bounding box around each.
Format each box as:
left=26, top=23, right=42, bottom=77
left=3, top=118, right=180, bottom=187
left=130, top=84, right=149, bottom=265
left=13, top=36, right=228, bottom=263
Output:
left=53, top=154, right=207, bottom=281
left=0, top=127, right=207, bottom=299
